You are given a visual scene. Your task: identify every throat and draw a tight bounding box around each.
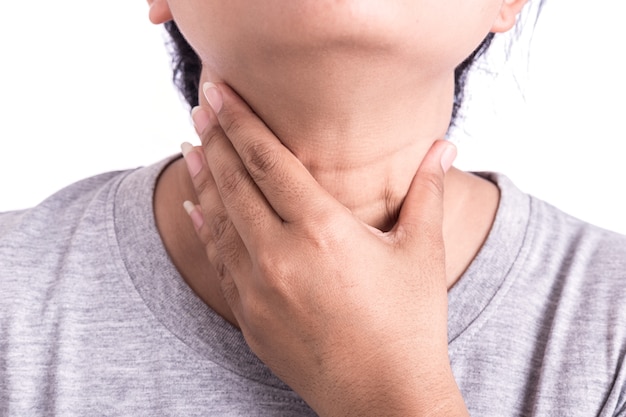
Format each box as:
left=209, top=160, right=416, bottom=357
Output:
left=299, top=150, right=424, bottom=232
left=201, top=62, right=456, bottom=233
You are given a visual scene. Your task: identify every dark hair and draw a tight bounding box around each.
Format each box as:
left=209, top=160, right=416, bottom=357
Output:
left=163, top=12, right=533, bottom=125
left=164, top=21, right=202, bottom=110
left=453, top=33, right=495, bottom=125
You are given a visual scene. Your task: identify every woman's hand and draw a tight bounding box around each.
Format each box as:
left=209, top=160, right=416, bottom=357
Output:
left=181, top=82, right=467, bottom=417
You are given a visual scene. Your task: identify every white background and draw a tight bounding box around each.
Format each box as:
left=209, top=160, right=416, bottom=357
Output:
left=1, top=1, right=625, bottom=234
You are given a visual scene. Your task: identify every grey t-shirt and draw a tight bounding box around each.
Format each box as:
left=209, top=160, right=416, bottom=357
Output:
left=1, top=157, right=625, bottom=416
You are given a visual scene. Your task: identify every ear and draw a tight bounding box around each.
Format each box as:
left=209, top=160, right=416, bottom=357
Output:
left=491, top=0, right=529, bottom=33
left=147, top=0, right=173, bottom=24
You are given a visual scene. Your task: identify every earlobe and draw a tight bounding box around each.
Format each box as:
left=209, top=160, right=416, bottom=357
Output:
left=491, top=0, right=529, bottom=33
left=147, top=0, right=173, bottom=25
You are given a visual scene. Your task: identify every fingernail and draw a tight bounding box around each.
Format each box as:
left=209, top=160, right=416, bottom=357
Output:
left=181, top=142, right=203, bottom=178
left=183, top=200, right=205, bottom=230
left=191, top=106, right=211, bottom=134
left=440, top=143, right=457, bottom=173
left=203, top=82, right=223, bottom=114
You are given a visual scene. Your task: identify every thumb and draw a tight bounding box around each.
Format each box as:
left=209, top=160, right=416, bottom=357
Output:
left=393, top=140, right=456, bottom=245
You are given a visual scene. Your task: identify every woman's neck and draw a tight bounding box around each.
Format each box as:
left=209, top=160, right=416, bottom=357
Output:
left=154, top=63, right=500, bottom=326
left=200, top=53, right=455, bottom=230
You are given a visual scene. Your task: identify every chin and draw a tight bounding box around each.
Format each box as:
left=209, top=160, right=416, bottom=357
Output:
left=174, top=0, right=494, bottom=80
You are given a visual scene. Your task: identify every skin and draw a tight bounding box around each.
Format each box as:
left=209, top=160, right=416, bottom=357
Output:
left=147, top=0, right=529, bottom=414
left=184, top=88, right=464, bottom=416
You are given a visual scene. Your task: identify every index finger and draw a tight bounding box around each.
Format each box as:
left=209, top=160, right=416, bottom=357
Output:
left=202, top=82, right=342, bottom=226
left=192, top=105, right=280, bottom=251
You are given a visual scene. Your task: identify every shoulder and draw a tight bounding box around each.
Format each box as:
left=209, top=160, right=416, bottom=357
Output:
left=0, top=169, right=129, bottom=247
left=0, top=157, right=174, bottom=284
left=0, top=170, right=134, bottom=292
left=486, top=172, right=626, bottom=282
left=531, top=197, right=626, bottom=325
left=478, top=172, right=626, bottom=330
left=527, top=193, right=626, bottom=282
left=456, top=174, right=626, bottom=415
left=494, top=179, right=626, bottom=347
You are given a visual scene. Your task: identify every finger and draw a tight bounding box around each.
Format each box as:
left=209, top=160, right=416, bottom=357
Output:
left=202, top=82, right=343, bottom=226
left=183, top=201, right=245, bottom=321
left=219, top=269, right=242, bottom=320
left=181, top=142, right=253, bottom=294
left=180, top=142, right=215, bottom=245
left=191, top=106, right=282, bottom=251
left=392, top=140, right=456, bottom=246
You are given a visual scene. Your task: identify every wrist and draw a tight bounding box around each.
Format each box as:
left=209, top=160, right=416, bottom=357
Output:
left=309, top=360, right=468, bottom=417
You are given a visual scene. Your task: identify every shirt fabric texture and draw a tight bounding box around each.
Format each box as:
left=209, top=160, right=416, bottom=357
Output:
left=1, top=157, right=625, bottom=416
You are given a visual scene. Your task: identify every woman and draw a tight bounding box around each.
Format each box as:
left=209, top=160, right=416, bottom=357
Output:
left=1, top=0, right=624, bottom=416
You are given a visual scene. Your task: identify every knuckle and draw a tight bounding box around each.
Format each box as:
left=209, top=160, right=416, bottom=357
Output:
left=221, top=110, right=248, bottom=143
left=214, top=258, right=228, bottom=281
left=256, top=250, right=280, bottom=278
left=219, top=166, right=250, bottom=200
left=200, top=122, right=223, bottom=148
left=193, top=171, right=213, bottom=197
left=296, top=211, right=345, bottom=250
left=418, top=171, right=445, bottom=200
left=255, top=250, right=292, bottom=292
left=195, top=219, right=213, bottom=246
left=219, top=108, right=282, bottom=181
left=205, top=240, right=219, bottom=265
left=399, top=216, right=443, bottom=252
left=216, top=236, right=242, bottom=268
left=242, top=142, right=281, bottom=180
left=209, top=211, right=232, bottom=241
left=211, top=218, right=243, bottom=269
